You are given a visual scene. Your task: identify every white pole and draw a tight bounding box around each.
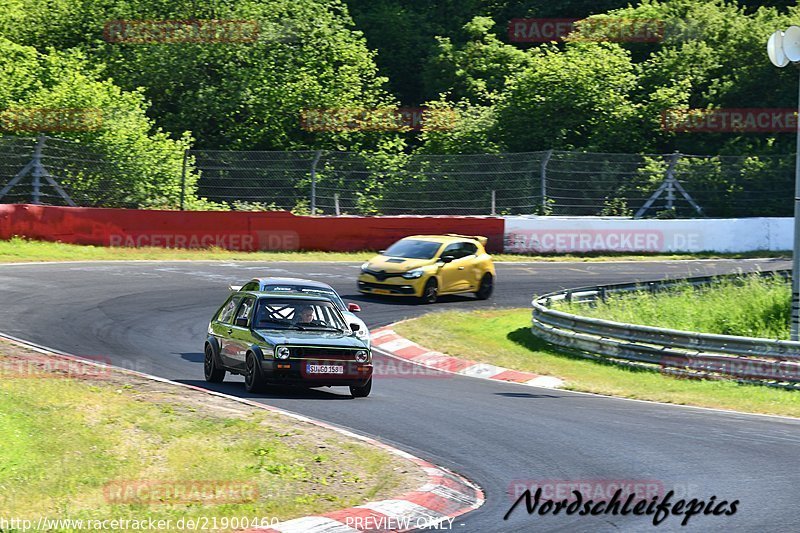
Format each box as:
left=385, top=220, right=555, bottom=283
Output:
left=792, top=68, right=800, bottom=340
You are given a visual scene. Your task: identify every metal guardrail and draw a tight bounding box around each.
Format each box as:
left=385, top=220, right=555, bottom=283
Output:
left=531, top=270, right=800, bottom=387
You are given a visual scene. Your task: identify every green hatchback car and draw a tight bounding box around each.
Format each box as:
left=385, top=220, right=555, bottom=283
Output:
left=205, top=291, right=373, bottom=397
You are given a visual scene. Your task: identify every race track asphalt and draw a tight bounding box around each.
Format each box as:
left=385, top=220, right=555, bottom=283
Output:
left=0, top=258, right=798, bottom=532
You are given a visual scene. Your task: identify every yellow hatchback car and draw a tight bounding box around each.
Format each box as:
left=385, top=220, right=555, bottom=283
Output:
left=357, top=234, right=495, bottom=303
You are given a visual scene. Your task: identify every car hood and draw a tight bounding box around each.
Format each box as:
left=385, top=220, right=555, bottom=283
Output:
left=366, top=255, right=435, bottom=273
left=254, top=329, right=368, bottom=349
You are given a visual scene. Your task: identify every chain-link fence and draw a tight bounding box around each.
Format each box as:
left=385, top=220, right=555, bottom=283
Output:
left=190, top=148, right=794, bottom=217
left=0, top=135, right=794, bottom=217
left=0, top=135, right=141, bottom=208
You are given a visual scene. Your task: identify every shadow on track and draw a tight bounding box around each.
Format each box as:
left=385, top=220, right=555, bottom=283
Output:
left=494, top=392, right=561, bottom=399
left=177, top=379, right=355, bottom=400
left=342, top=293, right=479, bottom=306
left=179, top=352, right=204, bottom=363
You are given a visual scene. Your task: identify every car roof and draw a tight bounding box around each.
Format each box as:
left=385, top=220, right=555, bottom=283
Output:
left=250, top=277, right=334, bottom=289
left=239, top=291, right=332, bottom=302
left=399, top=235, right=482, bottom=244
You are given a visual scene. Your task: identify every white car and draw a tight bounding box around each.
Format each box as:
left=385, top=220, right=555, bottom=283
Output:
left=230, top=277, right=370, bottom=346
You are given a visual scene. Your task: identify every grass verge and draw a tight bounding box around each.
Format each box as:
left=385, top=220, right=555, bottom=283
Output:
left=393, top=309, right=800, bottom=418
left=556, top=274, right=791, bottom=339
left=0, top=340, right=423, bottom=529
left=0, top=237, right=788, bottom=263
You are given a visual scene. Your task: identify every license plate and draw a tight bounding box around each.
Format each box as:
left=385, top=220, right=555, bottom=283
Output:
left=306, top=364, right=344, bottom=374
left=372, top=289, right=391, bottom=295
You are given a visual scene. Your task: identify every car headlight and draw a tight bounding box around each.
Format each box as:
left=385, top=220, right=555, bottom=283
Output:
left=275, top=346, right=291, bottom=359
left=355, top=350, right=369, bottom=363
left=361, top=262, right=370, bottom=272
left=402, top=268, right=424, bottom=279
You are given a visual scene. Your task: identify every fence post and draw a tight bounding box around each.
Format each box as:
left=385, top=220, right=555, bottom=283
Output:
left=634, top=152, right=702, bottom=218
left=541, top=149, right=553, bottom=212
left=491, top=190, right=496, bottom=216
left=310, top=150, right=322, bottom=215
left=634, top=152, right=681, bottom=219
left=30, top=134, right=46, bottom=205
left=334, top=193, right=340, bottom=216
left=180, top=149, right=188, bottom=211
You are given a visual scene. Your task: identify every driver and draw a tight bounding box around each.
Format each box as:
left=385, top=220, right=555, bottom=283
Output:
left=294, top=305, right=322, bottom=326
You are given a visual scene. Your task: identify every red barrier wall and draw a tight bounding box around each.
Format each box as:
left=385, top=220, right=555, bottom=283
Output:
left=0, top=205, right=505, bottom=252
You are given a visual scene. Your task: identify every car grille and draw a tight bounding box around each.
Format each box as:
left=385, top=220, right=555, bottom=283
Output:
left=289, top=347, right=359, bottom=360
left=358, top=281, right=416, bottom=294
left=364, top=268, right=404, bottom=281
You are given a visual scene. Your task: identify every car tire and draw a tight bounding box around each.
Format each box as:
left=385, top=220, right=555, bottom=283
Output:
left=350, top=378, right=372, bottom=398
left=420, top=278, right=438, bottom=304
left=244, top=352, right=266, bottom=393
left=204, top=343, right=225, bottom=383
left=475, top=273, right=494, bottom=300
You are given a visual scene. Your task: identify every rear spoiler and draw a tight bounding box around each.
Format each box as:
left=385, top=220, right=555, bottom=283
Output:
left=229, top=284, right=243, bottom=292
left=445, top=234, right=488, bottom=246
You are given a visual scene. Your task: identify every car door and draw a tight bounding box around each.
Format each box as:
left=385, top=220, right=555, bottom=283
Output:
left=438, top=242, right=470, bottom=293
left=213, top=294, right=242, bottom=369
left=228, top=296, right=256, bottom=371
left=459, top=242, right=480, bottom=290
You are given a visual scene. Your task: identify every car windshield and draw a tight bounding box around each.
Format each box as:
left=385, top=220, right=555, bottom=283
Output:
left=262, top=284, right=346, bottom=311
left=383, top=239, right=441, bottom=259
left=253, top=298, right=347, bottom=331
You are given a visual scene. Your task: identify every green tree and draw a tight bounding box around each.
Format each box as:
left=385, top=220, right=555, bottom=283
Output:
left=423, top=16, right=532, bottom=105
left=0, top=37, right=197, bottom=209
left=493, top=42, right=642, bottom=152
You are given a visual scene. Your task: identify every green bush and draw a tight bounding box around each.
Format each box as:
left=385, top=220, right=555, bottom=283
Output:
left=557, top=274, right=791, bottom=339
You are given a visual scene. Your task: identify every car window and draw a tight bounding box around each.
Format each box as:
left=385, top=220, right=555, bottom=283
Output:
left=217, top=295, right=242, bottom=324
left=384, top=239, right=442, bottom=259
left=442, top=243, right=458, bottom=258
left=242, top=281, right=259, bottom=291
left=234, top=297, right=255, bottom=326
left=461, top=242, right=477, bottom=257
left=263, top=284, right=346, bottom=311
left=442, top=243, right=464, bottom=259
left=444, top=242, right=477, bottom=259
left=254, top=298, right=346, bottom=331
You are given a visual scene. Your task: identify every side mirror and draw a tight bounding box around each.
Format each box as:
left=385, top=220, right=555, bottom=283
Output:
left=347, top=302, right=362, bottom=313
left=440, top=255, right=455, bottom=263
left=350, top=323, right=361, bottom=332
left=235, top=317, right=249, bottom=328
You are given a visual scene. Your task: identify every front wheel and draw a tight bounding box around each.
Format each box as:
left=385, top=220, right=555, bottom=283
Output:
left=350, top=378, right=372, bottom=398
left=204, top=344, right=225, bottom=383
left=475, top=273, right=494, bottom=300
left=420, top=278, right=438, bottom=304
left=244, top=352, right=266, bottom=393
